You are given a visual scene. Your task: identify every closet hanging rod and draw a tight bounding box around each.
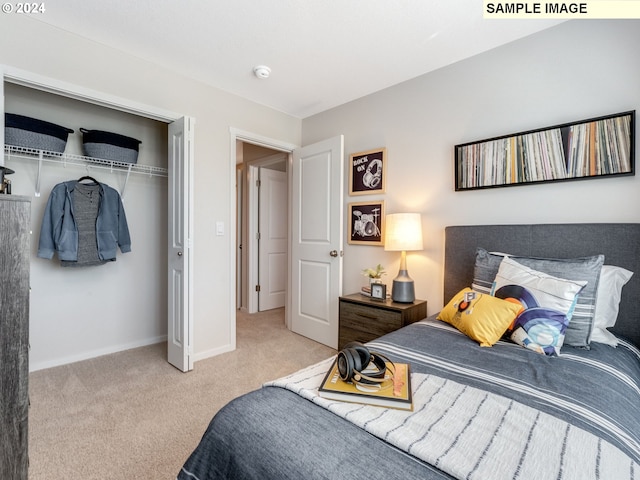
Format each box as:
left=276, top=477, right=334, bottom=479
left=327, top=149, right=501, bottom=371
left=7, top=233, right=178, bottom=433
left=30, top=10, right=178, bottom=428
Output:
left=3, top=144, right=168, bottom=178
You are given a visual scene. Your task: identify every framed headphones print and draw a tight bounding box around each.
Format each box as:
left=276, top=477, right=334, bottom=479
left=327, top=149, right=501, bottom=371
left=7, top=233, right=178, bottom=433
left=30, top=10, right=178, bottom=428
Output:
left=349, top=147, right=386, bottom=196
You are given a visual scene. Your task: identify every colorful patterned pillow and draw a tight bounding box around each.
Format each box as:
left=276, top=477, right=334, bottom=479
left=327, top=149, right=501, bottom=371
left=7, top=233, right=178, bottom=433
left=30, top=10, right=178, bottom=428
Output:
left=437, top=287, right=524, bottom=347
left=473, top=248, right=604, bottom=348
left=493, top=257, right=587, bottom=356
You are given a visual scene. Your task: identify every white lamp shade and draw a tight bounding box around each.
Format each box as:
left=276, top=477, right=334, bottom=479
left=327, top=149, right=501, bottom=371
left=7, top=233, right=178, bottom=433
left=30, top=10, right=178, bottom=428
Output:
left=384, top=213, right=423, bottom=252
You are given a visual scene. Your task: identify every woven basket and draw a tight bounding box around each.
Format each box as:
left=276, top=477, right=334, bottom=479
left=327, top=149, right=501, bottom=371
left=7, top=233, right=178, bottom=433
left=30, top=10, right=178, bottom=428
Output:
left=5, top=113, right=74, bottom=153
left=80, top=128, right=141, bottom=164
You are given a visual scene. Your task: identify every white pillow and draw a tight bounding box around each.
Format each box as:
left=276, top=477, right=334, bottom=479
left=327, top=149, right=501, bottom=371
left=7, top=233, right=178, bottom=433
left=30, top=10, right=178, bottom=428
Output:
left=590, top=265, right=633, bottom=347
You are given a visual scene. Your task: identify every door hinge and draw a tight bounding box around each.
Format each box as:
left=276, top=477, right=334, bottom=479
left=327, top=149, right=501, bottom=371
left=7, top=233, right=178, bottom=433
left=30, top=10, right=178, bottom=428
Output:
left=255, top=284, right=261, bottom=292
left=256, top=179, right=261, bottom=187
left=256, top=232, right=261, bottom=240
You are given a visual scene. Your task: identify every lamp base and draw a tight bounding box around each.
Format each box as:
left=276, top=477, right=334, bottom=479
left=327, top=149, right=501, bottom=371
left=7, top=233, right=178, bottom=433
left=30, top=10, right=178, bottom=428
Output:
left=391, top=269, right=415, bottom=303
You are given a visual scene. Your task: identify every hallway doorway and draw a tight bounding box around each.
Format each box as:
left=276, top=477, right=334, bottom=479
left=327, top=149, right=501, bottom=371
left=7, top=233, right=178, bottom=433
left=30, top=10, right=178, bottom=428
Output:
left=236, top=141, right=289, bottom=314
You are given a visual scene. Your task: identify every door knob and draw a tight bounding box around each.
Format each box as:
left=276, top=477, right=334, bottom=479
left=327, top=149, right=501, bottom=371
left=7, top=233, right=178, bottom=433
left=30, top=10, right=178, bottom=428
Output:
left=329, top=250, right=338, bottom=257
left=177, top=251, right=183, bottom=257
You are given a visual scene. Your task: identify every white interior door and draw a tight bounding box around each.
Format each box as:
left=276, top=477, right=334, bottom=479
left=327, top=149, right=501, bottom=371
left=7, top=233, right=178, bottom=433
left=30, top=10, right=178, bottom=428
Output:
left=167, top=116, right=195, bottom=372
left=290, top=135, right=344, bottom=349
left=236, top=168, right=243, bottom=310
left=258, top=167, right=287, bottom=311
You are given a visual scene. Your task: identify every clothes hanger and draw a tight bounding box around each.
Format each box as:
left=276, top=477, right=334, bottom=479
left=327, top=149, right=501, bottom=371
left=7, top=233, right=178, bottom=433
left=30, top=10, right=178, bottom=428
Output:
left=78, top=175, right=100, bottom=184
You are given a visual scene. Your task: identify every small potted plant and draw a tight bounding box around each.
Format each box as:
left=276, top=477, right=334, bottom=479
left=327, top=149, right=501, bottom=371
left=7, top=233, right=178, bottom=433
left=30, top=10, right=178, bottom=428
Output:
left=362, top=264, right=386, bottom=285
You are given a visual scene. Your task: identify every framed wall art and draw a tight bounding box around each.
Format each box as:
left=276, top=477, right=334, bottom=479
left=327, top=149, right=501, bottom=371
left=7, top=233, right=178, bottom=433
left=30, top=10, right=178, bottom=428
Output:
left=349, top=147, right=386, bottom=195
left=454, top=110, right=635, bottom=191
left=348, top=201, right=385, bottom=245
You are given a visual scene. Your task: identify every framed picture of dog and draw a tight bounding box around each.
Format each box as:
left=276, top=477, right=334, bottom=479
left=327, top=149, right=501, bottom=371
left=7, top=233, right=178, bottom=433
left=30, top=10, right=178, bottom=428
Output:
left=348, top=201, right=385, bottom=245
left=349, top=147, right=386, bottom=195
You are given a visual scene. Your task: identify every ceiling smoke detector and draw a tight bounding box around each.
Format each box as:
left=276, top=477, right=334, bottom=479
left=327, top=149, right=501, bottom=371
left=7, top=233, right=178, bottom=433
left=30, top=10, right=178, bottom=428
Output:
left=253, top=65, right=271, bottom=79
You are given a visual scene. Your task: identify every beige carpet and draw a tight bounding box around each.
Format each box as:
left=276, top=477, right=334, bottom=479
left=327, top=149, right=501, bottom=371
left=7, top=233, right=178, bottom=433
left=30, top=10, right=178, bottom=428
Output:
left=28, top=308, right=336, bottom=479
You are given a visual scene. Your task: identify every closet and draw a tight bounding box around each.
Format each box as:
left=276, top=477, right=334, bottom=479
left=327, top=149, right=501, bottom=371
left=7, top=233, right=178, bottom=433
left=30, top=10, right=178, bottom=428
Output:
left=3, top=82, right=171, bottom=372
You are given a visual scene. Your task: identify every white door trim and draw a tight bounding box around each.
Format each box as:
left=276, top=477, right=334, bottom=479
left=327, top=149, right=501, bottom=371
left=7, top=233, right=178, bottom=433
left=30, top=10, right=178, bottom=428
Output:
left=231, top=128, right=298, bottom=153
left=1, top=65, right=180, bottom=122
left=247, top=164, right=259, bottom=313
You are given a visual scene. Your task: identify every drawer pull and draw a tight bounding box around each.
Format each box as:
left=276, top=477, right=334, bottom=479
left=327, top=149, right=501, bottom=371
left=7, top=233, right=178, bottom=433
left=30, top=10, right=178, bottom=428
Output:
left=355, top=312, right=378, bottom=320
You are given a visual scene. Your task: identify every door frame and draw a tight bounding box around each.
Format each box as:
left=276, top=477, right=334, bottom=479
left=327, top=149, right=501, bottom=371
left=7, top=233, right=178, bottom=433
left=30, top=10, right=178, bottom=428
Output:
left=230, top=128, right=298, bottom=332
left=1, top=64, right=195, bottom=368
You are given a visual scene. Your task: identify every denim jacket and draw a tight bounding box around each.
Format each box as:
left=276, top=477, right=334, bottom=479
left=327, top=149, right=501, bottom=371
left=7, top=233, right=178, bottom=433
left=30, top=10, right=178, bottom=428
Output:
left=37, top=180, right=131, bottom=261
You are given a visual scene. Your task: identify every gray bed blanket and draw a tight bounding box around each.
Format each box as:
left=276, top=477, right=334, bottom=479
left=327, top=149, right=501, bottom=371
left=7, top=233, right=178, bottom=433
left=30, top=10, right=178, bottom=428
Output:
left=267, top=321, right=639, bottom=479
left=178, top=317, right=640, bottom=480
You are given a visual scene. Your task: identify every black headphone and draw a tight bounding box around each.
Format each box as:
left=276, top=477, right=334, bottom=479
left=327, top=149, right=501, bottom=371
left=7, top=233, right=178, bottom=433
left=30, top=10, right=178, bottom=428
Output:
left=337, top=342, right=395, bottom=385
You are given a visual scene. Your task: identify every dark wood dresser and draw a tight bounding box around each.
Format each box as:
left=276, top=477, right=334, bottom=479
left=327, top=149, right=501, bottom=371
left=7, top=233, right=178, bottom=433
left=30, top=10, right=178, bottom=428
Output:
left=0, top=195, right=31, bottom=479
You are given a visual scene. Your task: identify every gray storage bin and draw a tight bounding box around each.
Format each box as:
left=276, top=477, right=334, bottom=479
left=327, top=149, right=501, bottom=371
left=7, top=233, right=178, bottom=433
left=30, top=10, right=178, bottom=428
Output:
left=80, top=128, right=141, bottom=164
left=5, top=113, right=74, bottom=153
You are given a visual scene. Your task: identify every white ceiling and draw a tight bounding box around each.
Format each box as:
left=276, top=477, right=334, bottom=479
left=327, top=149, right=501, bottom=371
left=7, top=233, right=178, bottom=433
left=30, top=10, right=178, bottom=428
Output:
left=32, top=1, right=564, bottom=118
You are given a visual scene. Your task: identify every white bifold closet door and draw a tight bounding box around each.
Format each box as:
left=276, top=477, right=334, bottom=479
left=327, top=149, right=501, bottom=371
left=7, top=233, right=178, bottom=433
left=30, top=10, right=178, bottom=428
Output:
left=167, top=116, right=195, bottom=372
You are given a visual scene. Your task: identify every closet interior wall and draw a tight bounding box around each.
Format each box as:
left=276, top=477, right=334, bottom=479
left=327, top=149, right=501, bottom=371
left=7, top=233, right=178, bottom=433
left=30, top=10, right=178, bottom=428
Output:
left=4, top=83, right=169, bottom=372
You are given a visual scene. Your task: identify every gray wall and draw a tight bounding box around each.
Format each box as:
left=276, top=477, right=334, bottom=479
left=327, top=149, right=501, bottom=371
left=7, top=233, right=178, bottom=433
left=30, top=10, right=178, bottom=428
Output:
left=302, top=20, right=640, bottom=313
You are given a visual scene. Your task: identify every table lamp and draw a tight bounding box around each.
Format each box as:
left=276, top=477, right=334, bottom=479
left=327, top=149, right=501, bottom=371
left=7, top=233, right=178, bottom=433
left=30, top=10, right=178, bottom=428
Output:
left=384, top=213, right=423, bottom=303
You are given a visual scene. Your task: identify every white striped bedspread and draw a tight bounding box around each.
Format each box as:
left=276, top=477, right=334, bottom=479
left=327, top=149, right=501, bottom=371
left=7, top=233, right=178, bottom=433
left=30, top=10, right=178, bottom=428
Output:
left=265, top=320, right=640, bottom=480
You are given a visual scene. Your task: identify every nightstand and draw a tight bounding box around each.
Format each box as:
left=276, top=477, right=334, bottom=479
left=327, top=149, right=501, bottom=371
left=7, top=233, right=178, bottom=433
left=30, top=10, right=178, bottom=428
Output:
left=338, top=293, right=427, bottom=349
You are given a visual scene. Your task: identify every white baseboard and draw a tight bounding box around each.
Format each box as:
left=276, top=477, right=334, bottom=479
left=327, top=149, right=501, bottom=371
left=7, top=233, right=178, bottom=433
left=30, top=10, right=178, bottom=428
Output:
left=192, top=343, right=235, bottom=364
left=29, top=335, right=168, bottom=372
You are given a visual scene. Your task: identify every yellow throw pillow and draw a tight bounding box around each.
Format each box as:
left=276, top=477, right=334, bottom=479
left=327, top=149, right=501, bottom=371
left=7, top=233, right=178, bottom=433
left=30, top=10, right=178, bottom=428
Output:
left=437, top=288, right=524, bottom=347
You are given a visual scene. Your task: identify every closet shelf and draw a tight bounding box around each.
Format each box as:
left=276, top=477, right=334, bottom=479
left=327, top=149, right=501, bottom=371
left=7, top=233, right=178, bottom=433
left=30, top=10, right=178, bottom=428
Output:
left=4, top=144, right=168, bottom=177
left=4, top=144, right=167, bottom=198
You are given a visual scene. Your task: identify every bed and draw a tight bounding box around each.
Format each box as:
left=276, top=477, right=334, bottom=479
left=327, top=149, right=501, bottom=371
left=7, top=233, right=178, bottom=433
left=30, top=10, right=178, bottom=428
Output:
left=178, top=223, right=640, bottom=480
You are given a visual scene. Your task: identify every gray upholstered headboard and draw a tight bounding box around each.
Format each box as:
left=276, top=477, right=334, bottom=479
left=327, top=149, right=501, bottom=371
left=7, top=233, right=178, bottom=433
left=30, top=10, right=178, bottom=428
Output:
left=444, top=224, right=640, bottom=348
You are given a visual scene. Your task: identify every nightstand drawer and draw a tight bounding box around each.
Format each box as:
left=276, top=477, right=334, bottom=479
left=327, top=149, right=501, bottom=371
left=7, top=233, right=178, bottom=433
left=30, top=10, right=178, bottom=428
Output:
left=340, top=302, right=402, bottom=336
left=339, top=326, right=381, bottom=347
left=338, top=294, right=427, bottom=349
